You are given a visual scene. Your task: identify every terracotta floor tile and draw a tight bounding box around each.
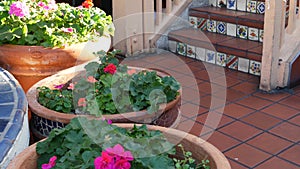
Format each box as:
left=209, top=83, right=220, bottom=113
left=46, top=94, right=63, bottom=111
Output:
left=253, top=91, right=291, bottom=102
left=213, top=76, right=243, bottom=88
left=279, top=95, right=300, bottom=110
left=219, top=121, right=263, bottom=141
left=228, top=159, right=249, bottom=169
left=176, top=75, right=200, bottom=88
left=231, top=81, right=259, bottom=95
left=223, top=89, right=247, bottom=102
left=240, top=111, right=282, bottom=130
left=255, top=157, right=300, bottom=169
left=225, top=144, right=271, bottom=168
left=247, top=133, right=293, bottom=154
left=193, top=69, right=210, bottom=81
left=181, top=87, right=202, bottom=102
left=278, top=144, right=300, bottom=166
left=180, top=102, right=207, bottom=118
left=176, top=120, right=213, bottom=137
left=204, top=131, right=241, bottom=152
left=215, top=103, right=256, bottom=119
left=187, top=61, right=206, bottom=70
left=289, top=115, right=300, bottom=126
left=261, top=104, right=300, bottom=120
left=270, top=122, right=300, bottom=142
left=236, top=96, right=273, bottom=110
left=196, top=112, right=234, bottom=129
left=197, top=95, right=226, bottom=110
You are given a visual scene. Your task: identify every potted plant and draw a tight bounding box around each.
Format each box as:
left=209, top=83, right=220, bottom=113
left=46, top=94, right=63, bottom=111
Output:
left=27, top=50, right=182, bottom=139
left=0, top=0, right=114, bottom=91
left=7, top=117, right=231, bottom=169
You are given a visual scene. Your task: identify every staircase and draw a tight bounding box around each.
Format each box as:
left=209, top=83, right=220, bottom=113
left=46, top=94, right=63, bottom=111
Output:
left=167, top=0, right=267, bottom=76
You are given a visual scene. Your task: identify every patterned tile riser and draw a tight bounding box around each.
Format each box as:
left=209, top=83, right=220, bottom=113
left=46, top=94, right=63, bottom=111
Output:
left=32, top=113, right=66, bottom=137
left=173, top=40, right=261, bottom=76
left=208, top=0, right=265, bottom=14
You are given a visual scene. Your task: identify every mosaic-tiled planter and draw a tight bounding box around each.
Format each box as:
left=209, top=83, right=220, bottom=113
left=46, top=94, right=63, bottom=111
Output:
left=8, top=124, right=231, bottom=169
left=27, top=64, right=182, bottom=139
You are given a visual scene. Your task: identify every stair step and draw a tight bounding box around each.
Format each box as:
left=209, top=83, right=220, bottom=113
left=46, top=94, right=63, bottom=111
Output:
left=208, top=0, right=266, bottom=14
left=190, top=6, right=264, bottom=29
left=168, top=28, right=262, bottom=76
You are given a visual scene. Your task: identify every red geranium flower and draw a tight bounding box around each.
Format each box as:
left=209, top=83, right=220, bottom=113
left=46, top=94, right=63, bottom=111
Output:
left=104, top=64, right=117, bottom=74
left=82, top=0, right=94, bottom=8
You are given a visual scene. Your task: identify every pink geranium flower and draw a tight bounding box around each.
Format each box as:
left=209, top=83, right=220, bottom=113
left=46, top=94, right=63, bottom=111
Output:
left=54, top=84, right=64, bottom=89
left=41, top=156, right=57, bottom=169
left=9, top=1, right=30, bottom=18
left=87, top=76, right=98, bottom=83
left=105, top=144, right=134, bottom=161
left=62, top=27, right=74, bottom=33
left=78, top=98, right=87, bottom=107
left=67, top=83, right=75, bottom=90
left=94, top=151, right=114, bottom=169
left=104, top=64, right=117, bottom=74
left=114, top=159, right=131, bottom=169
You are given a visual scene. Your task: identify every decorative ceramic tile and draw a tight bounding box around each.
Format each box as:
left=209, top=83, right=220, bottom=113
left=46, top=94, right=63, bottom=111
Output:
left=237, top=25, right=248, bottom=39
left=237, top=0, right=246, bottom=11
left=259, top=29, right=264, bottom=42
left=197, top=18, right=207, bottom=31
left=226, top=23, right=237, bottom=37
left=168, top=40, right=177, bottom=53
left=216, top=52, right=227, bottom=67
left=248, top=27, right=259, bottom=41
left=206, top=50, right=216, bottom=64
left=257, top=1, right=265, bottom=14
left=217, top=0, right=227, bottom=8
left=209, top=0, right=217, bottom=7
left=227, top=0, right=237, bottom=10
left=207, top=19, right=217, bottom=32
left=195, top=47, right=206, bottom=61
left=189, top=16, right=198, bottom=28
left=238, top=57, right=250, bottom=73
left=249, top=60, right=261, bottom=76
left=177, top=42, right=186, bottom=56
left=217, top=21, right=227, bottom=34
left=186, top=45, right=196, bottom=58
left=247, top=0, right=257, bottom=13
left=226, top=55, right=238, bottom=70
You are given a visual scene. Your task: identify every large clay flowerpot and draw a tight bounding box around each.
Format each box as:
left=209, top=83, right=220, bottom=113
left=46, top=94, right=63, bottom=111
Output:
left=7, top=124, right=231, bottom=169
left=0, top=35, right=111, bottom=92
left=26, top=64, right=182, bottom=139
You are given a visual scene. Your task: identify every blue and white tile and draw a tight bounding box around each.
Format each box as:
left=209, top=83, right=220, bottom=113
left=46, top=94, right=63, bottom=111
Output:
left=216, top=52, right=227, bottom=67
left=237, top=0, right=247, bottom=11
left=227, top=23, right=237, bottom=37
left=238, top=57, right=250, bottom=73
left=257, top=1, right=265, bottom=14
left=177, top=42, right=187, bottom=56
left=186, top=45, right=196, bottom=58
left=249, top=60, right=261, bottom=76
left=226, top=55, right=238, bottom=70
left=237, top=25, right=248, bottom=39
left=247, top=0, right=257, bottom=13
left=259, top=29, right=264, bottom=42
left=217, top=21, right=227, bottom=34
left=217, top=0, right=226, bottom=8
left=207, top=19, right=217, bottom=32
left=206, top=50, right=216, bottom=64
left=209, top=0, right=217, bottom=7
left=189, top=16, right=198, bottom=28
left=195, top=47, right=206, bottom=61
left=227, top=0, right=237, bottom=10
left=168, top=40, right=177, bottom=53
left=197, top=18, right=207, bottom=31
left=248, top=27, right=259, bottom=41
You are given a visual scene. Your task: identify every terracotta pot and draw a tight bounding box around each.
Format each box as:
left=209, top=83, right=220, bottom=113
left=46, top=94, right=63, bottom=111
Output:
left=7, top=124, right=231, bottom=169
left=26, top=64, right=182, bottom=139
left=0, top=35, right=111, bottom=92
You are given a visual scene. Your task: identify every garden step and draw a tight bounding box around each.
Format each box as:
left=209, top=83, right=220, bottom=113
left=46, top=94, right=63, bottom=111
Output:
left=188, top=6, right=264, bottom=42
left=168, top=28, right=262, bottom=76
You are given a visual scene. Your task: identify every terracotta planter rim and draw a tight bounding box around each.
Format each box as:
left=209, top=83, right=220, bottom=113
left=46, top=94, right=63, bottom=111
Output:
left=26, top=65, right=182, bottom=124
left=7, top=124, right=231, bottom=169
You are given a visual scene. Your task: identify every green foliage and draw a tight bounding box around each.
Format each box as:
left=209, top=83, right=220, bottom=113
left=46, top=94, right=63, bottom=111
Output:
left=36, top=117, right=176, bottom=169
left=173, top=144, right=210, bottom=169
left=0, top=0, right=114, bottom=47
left=37, top=50, right=181, bottom=116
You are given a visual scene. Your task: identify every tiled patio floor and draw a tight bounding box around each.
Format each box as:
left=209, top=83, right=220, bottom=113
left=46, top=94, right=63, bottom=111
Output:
left=121, top=50, right=300, bottom=169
